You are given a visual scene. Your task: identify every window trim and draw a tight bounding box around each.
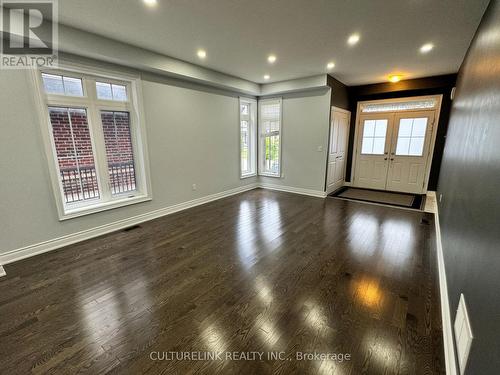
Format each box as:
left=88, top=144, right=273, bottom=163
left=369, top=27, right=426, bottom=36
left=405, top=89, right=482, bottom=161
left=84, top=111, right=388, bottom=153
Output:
left=30, top=62, right=152, bottom=221
left=239, top=97, right=257, bottom=179
left=258, top=97, right=283, bottom=178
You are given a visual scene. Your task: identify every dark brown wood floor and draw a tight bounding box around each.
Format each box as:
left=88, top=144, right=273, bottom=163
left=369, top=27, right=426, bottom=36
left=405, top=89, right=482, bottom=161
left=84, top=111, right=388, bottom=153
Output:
left=0, top=189, right=444, bottom=375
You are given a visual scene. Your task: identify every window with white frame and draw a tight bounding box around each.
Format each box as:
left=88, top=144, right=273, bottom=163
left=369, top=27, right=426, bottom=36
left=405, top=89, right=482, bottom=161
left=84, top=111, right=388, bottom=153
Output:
left=258, top=98, right=282, bottom=177
left=239, top=98, right=257, bottom=178
left=35, top=67, right=151, bottom=219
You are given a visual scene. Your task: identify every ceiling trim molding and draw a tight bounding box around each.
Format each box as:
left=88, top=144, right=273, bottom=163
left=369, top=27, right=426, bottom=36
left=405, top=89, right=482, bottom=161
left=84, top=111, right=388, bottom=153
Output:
left=2, top=21, right=331, bottom=96
left=56, top=24, right=261, bottom=95
left=259, top=75, right=329, bottom=97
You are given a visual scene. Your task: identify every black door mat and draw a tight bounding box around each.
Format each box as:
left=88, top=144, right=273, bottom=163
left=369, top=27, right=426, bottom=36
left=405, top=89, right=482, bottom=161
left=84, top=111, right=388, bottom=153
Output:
left=330, top=187, right=424, bottom=210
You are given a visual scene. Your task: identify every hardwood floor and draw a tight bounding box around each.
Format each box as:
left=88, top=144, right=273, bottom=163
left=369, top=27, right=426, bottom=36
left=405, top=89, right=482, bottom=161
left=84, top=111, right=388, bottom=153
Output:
left=0, top=189, right=444, bottom=374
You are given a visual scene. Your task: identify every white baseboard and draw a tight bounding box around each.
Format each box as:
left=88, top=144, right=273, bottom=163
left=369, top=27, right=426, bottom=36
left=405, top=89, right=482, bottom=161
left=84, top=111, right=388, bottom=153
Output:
left=259, top=183, right=327, bottom=198
left=425, top=191, right=438, bottom=213
left=0, top=182, right=330, bottom=266
left=0, top=265, right=6, bottom=277
left=0, top=183, right=258, bottom=265
left=434, top=202, right=457, bottom=375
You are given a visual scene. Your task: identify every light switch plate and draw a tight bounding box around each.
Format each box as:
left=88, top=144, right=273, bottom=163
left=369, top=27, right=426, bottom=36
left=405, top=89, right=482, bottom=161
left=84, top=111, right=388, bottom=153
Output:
left=454, top=294, right=473, bottom=374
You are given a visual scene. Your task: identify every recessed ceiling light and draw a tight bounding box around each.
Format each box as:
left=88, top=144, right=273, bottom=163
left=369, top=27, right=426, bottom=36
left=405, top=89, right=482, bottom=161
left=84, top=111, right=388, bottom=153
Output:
left=267, top=55, right=277, bottom=64
left=327, top=62, right=335, bottom=70
left=263, top=74, right=270, bottom=80
left=197, top=49, right=207, bottom=59
left=420, top=43, right=434, bottom=54
left=388, top=74, right=403, bottom=83
left=347, top=33, right=360, bottom=46
left=143, top=0, right=158, bottom=7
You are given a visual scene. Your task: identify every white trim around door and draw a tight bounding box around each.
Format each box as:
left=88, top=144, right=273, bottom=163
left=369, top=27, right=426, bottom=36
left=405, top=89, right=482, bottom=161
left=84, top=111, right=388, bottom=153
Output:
left=326, top=106, right=351, bottom=194
left=351, top=95, right=442, bottom=194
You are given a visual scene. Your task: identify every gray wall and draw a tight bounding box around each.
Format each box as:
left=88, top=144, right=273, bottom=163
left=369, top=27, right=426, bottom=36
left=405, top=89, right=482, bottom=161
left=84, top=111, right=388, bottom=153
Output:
left=0, top=65, right=257, bottom=254
left=327, top=75, right=349, bottom=111
left=437, top=0, right=500, bottom=373
left=259, top=89, right=331, bottom=192
left=0, top=63, right=331, bottom=256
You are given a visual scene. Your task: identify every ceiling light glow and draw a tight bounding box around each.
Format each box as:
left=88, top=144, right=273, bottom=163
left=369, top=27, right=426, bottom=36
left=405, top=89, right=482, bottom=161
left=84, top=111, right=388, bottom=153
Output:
left=197, top=49, right=207, bottom=59
left=347, top=33, right=360, bottom=46
left=263, top=74, right=270, bottom=80
left=327, top=62, right=335, bottom=70
left=388, top=74, right=403, bottom=83
left=420, top=43, right=434, bottom=53
left=143, top=0, right=158, bottom=6
left=267, top=55, right=277, bottom=63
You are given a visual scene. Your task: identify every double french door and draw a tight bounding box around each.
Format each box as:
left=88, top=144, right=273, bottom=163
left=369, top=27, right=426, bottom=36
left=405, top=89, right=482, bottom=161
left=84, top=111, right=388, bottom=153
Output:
left=353, top=110, right=435, bottom=194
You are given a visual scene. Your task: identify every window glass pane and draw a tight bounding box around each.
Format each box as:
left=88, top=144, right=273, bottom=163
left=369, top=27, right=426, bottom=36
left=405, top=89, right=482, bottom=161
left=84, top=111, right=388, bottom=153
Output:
left=42, top=74, right=84, bottom=96
left=361, top=119, right=386, bottom=155
left=409, top=137, right=425, bottom=156
left=399, top=119, right=413, bottom=137
left=240, top=104, right=249, bottom=115
left=361, top=99, right=437, bottom=113
left=396, top=137, right=411, bottom=155
left=361, top=137, right=374, bottom=154
left=412, top=118, right=428, bottom=136
left=101, top=111, right=137, bottom=195
left=395, top=117, right=428, bottom=156
left=42, top=73, right=64, bottom=94
left=372, top=138, right=385, bottom=154
left=240, top=120, right=249, bottom=173
left=96, top=82, right=113, bottom=100
left=111, top=84, right=127, bottom=101
left=262, top=103, right=280, bottom=118
left=260, top=101, right=281, bottom=175
left=265, top=135, right=280, bottom=174
left=374, top=120, right=387, bottom=137
left=48, top=107, right=100, bottom=203
left=63, top=76, right=84, bottom=96
left=363, top=120, right=375, bottom=137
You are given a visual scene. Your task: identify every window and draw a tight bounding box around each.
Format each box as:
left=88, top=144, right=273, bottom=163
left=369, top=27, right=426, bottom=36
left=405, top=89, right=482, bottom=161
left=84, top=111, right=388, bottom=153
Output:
left=258, top=98, right=282, bottom=177
left=361, top=99, right=437, bottom=113
left=35, top=68, right=151, bottom=220
left=239, top=98, right=257, bottom=178
left=42, top=73, right=84, bottom=96
left=361, top=119, right=387, bottom=155
left=96, top=81, right=128, bottom=101
left=395, top=117, right=428, bottom=156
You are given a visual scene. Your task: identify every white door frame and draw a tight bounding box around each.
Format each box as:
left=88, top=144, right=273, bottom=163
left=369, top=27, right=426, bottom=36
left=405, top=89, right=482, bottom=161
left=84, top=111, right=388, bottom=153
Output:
left=350, top=95, right=442, bottom=194
left=325, top=106, right=351, bottom=194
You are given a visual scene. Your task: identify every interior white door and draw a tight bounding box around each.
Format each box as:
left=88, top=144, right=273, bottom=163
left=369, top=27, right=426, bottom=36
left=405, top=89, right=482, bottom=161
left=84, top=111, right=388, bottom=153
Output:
left=327, top=108, right=350, bottom=193
left=386, top=111, right=435, bottom=193
left=354, top=114, right=393, bottom=190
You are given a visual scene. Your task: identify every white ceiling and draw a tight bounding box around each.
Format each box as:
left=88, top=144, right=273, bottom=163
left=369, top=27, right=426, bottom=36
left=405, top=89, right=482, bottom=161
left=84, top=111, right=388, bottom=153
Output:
left=57, top=0, right=489, bottom=85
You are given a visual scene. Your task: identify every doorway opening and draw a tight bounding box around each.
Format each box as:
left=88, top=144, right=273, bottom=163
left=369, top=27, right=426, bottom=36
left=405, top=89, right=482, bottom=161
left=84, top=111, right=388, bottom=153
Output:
left=351, top=96, right=442, bottom=194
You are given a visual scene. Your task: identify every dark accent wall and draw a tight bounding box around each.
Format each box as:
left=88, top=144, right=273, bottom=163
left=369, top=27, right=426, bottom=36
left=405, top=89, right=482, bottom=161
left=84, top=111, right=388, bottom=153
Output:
left=345, top=74, right=457, bottom=190
left=437, top=0, right=500, bottom=373
left=327, top=74, right=349, bottom=110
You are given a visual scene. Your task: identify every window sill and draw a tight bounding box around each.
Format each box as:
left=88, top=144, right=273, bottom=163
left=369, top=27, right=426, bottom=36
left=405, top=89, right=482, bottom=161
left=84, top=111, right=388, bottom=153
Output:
left=259, top=172, right=281, bottom=178
left=59, top=195, right=152, bottom=221
left=240, top=173, right=257, bottom=179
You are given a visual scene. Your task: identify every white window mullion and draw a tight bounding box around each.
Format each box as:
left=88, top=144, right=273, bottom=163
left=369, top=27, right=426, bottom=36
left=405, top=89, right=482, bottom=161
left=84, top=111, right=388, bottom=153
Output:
left=88, top=103, right=112, bottom=202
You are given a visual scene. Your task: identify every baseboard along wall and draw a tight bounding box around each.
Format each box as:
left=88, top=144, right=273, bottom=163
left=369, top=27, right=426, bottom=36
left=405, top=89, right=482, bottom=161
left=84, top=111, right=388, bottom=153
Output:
left=0, top=183, right=326, bottom=265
